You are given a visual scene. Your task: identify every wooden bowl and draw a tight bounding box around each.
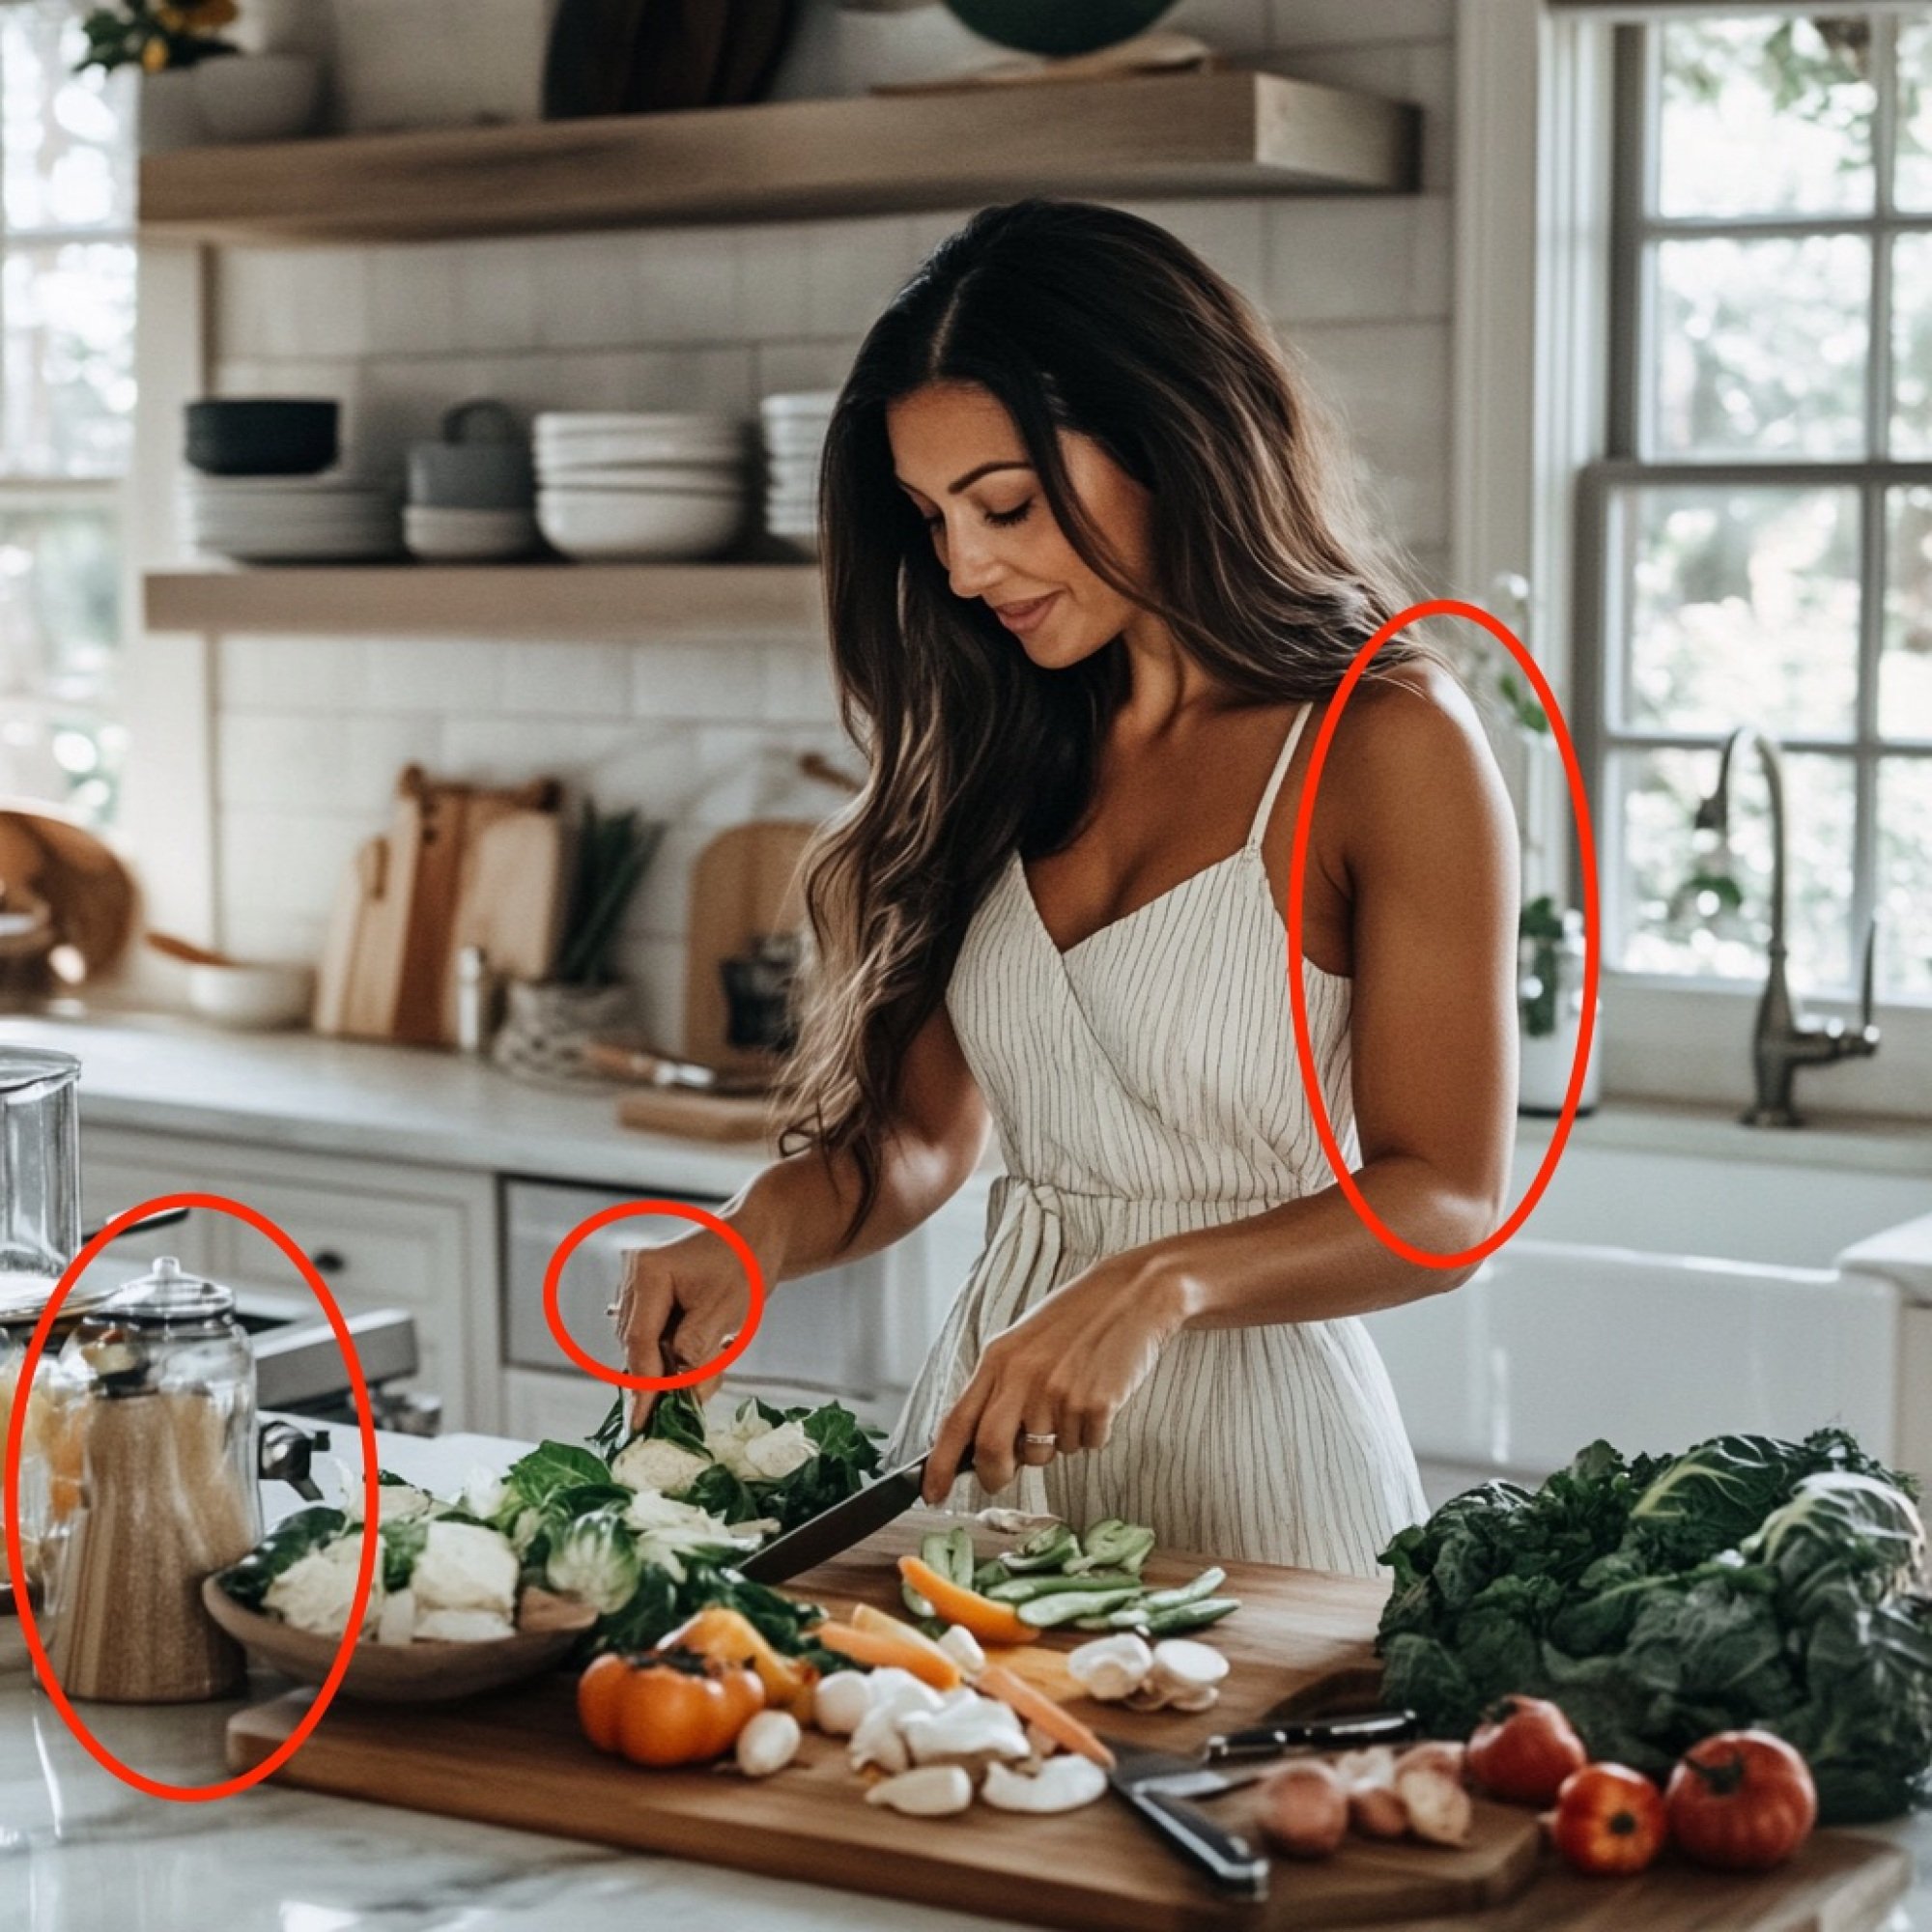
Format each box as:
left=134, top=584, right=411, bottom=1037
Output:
left=200, top=1576, right=585, bottom=1704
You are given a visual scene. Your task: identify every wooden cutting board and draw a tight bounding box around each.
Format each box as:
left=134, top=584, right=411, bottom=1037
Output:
left=227, top=1515, right=1550, bottom=1930
left=681, top=818, right=816, bottom=1077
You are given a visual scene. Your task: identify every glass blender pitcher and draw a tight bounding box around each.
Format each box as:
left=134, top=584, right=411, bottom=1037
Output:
left=1, top=1047, right=90, bottom=1599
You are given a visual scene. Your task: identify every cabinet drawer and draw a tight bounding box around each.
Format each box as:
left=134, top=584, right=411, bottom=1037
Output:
left=503, top=1366, right=614, bottom=1451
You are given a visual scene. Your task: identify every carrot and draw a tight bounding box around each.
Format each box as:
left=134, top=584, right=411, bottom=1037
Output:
left=850, top=1603, right=975, bottom=1685
left=815, top=1618, right=963, bottom=1691
left=896, top=1554, right=1033, bottom=1647
left=977, top=1662, right=1117, bottom=1771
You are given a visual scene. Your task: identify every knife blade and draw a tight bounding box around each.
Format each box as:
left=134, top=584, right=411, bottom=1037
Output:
left=732, top=1443, right=975, bottom=1584
left=1104, top=1710, right=1415, bottom=1805
left=1103, top=1740, right=1270, bottom=1897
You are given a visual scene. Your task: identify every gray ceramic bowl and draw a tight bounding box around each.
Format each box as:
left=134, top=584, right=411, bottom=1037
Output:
left=408, top=440, right=536, bottom=510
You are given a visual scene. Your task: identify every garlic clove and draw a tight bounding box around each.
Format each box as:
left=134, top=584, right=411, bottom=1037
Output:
left=980, top=1753, right=1109, bottom=1813
left=866, top=1764, right=975, bottom=1816
left=813, top=1669, right=874, bottom=1737
left=735, top=1709, right=802, bottom=1778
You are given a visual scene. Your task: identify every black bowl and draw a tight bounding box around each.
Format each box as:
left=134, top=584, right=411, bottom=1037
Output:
left=185, top=398, right=340, bottom=477
left=944, top=0, right=1176, bottom=58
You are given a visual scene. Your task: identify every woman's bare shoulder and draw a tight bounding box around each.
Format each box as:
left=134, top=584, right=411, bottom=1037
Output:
left=1325, top=659, right=1515, bottom=871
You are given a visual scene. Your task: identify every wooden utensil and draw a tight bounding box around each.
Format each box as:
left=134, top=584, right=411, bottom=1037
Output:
left=614, top=1087, right=772, bottom=1143
left=146, top=930, right=235, bottom=968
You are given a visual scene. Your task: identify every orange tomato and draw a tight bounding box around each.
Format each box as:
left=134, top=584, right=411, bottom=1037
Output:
left=576, top=1647, right=763, bottom=1768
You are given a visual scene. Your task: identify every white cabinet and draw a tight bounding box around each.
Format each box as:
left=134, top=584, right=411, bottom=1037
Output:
left=81, top=1126, right=499, bottom=1433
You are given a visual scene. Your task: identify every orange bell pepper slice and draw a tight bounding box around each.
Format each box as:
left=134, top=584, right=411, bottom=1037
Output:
left=815, top=1616, right=963, bottom=1691
left=896, top=1553, right=1033, bottom=1647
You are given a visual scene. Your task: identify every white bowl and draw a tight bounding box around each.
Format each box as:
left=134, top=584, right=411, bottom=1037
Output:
left=537, top=437, right=742, bottom=472
left=404, top=507, right=538, bottom=561
left=535, top=411, right=744, bottom=437
left=537, top=488, right=747, bottom=561
left=192, top=53, right=322, bottom=142
left=534, top=459, right=746, bottom=491
left=186, top=959, right=315, bottom=1029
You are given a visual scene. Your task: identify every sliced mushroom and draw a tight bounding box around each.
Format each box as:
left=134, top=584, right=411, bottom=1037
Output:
left=1148, top=1638, right=1229, bottom=1703
left=937, top=1623, right=987, bottom=1675
left=901, top=1696, right=1031, bottom=1780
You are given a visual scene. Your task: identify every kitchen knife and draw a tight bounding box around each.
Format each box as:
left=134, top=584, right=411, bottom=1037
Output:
left=1104, top=1740, right=1270, bottom=1898
left=1105, top=1710, right=1419, bottom=1805
left=733, top=1443, right=974, bottom=1583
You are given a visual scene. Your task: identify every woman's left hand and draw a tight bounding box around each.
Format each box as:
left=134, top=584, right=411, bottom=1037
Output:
left=920, top=1251, right=1192, bottom=1502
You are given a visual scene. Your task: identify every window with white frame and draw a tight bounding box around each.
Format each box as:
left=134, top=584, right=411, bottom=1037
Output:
left=1577, top=9, right=1932, bottom=1009
left=0, top=0, right=134, bottom=825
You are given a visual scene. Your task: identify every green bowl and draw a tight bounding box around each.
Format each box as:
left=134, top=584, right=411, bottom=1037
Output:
left=944, top=0, right=1178, bottom=59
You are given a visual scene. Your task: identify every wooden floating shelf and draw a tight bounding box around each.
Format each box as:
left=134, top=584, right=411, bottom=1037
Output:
left=144, top=564, right=827, bottom=639
left=138, top=69, right=1420, bottom=245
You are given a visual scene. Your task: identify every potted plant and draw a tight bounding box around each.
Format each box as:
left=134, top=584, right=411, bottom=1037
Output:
left=75, top=1, right=320, bottom=150
left=493, top=797, right=663, bottom=1087
left=1493, top=659, right=1603, bottom=1118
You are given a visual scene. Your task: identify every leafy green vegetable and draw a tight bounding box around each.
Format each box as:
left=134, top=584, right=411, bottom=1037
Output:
left=1378, top=1427, right=1932, bottom=1823
left=379, top=1517, right=429, bottom=1593
left=545, top=1505, right=644, bottom=1615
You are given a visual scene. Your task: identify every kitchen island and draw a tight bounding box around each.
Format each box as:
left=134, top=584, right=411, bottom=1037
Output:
left=3, top=1421, right=1925, bottom=1932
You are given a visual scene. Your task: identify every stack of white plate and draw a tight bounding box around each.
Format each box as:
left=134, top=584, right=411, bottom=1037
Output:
left=760, top=390, right=835, bottom=559
left=179, top=469, right=402, bottom=562
left=534, top=412, right=750, bottom=561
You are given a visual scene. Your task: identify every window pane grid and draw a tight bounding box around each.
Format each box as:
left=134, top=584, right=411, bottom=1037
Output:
left=1588, top=12, right=1932, bottom=1004
left=0, top=0, right=132, bottom=824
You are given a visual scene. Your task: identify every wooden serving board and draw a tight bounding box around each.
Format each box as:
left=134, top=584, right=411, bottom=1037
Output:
left=223, top=1514, right=1910, bottom=1932
left=227, top=1515, right=1543, bottom=1930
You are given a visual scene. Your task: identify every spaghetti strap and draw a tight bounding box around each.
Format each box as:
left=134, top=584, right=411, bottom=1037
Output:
left=1245, top=701, right=1315, bottom=851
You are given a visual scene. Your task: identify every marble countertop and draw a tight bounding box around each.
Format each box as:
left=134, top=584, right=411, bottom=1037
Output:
left=3, top=1422, right=1927, bottom=1932
left=0, top=1008, right=772, bottom=1195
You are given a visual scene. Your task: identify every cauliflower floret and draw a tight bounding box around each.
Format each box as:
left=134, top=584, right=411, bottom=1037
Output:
left=622, top=1487, right=758, bottom=1581
left=611, top=1435, right=713, bottom=1498
left=376, top=1481, right=440, bottom=1523
left=409, top=1520, right=519, bottom=1619
left=264, top=1532, right=384, bottom=1638
left=703, top=1402, right=819, bottom=1483
left=461, top=1464, right=508, bottom=1521
left=742, top=1418, right=817, bottom=1481
left=414, top=1607, right=516, bottom=1642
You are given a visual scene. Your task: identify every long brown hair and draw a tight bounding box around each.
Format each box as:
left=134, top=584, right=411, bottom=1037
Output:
left=776, top=196, right=1451, bottom=1242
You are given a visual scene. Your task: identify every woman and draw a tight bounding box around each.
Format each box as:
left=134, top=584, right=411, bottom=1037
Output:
left=611, top=198, right=1520, bottom=1575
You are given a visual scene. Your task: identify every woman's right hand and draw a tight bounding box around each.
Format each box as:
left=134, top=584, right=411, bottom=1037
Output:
left=609, top=1228, right=758, bottom=1433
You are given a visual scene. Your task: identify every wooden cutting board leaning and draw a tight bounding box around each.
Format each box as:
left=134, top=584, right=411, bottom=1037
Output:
left=312, top=765, right=566, bottom=1046
left=220, top=1510, right=1908, bottom=1932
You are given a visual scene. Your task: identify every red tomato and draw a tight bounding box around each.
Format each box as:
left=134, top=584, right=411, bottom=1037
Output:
left=1664, top=1731, right=1817, bottom=1873
left=1466, top=1695, right=1589, bottom=1805
left=1550, top=1763, right=1669, bottom=1876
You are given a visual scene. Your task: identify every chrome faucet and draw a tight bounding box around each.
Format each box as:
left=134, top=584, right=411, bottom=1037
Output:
left=1692, top=725, right=1880, bottom=1127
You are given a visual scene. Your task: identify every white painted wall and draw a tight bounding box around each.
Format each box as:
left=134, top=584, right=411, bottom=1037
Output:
left=177, top=0, right=1459, bottom=1051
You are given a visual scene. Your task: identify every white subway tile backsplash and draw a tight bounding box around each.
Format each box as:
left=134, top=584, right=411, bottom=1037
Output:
left=631, top=639, right=770, bottom=721
left=1266, top=0, right=1453, bottom=48
left=763, top=639, right=842, bottom=728
left=753, top=337, right=861, bottom=399
left=801, top=215, right=924, bottom=337
left=345, top=715, right=449, bottom=808
left=632, top=229, right=745, bottom=345
left=1163, top=0, right=1273, bottom=55
left=532, top=233, right=651, bottom=352
left=218, top=810, right=374, bottom=915
left=450, top=238, right=545, bottom=355
left=1264, top=194, right=1451, bottom=322
left=367, top=244, right=462, bottom=357
left=440, top=716, right=645, bottom=791
left=362, top=638, right=508, bottom=714
left=219, top=714, right=348, bottom=811
left=216, top=635, right=368, bottom=713
left=498, top=640, right=632, bottom=719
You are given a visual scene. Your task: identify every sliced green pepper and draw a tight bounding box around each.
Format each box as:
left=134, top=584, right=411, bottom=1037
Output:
left=1141, top=1596, right=1239, bottom=1634
left=1000, top=1522, right=1079, bottom=1573
left=1137, top=1567, right=1227, bottom=1613
left=986, top=1568, right=1144, bottom=1604
left=1065, top=1518, right=1157, bottom=1576
left=1017, top=1586, right=1144, bottom=1629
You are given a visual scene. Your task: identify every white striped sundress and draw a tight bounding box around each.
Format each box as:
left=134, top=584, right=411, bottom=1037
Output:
left=884, top=700, right=1429, bottom=1577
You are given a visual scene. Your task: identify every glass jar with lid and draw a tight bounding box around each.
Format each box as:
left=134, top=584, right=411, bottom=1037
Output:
left=39, top=1257, right=263, bottom=1702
